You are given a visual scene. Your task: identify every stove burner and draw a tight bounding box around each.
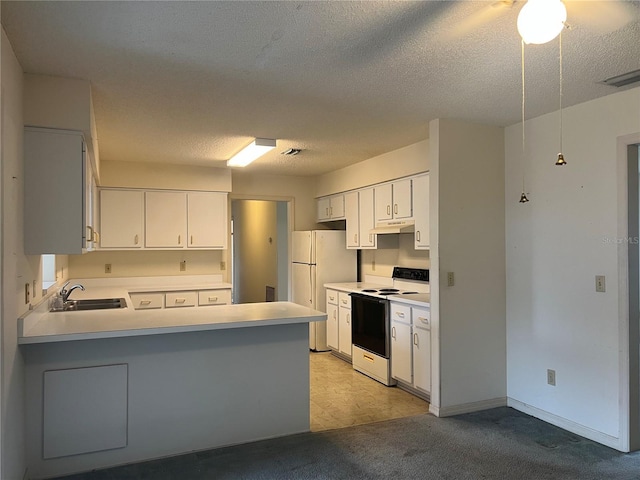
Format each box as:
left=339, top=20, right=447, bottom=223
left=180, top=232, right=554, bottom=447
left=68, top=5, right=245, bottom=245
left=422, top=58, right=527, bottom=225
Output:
left=401, top=291, right=419, bottom=294
left=361, top=289, right=378, bottom=293
left=378, top=288, right=399, bottom=293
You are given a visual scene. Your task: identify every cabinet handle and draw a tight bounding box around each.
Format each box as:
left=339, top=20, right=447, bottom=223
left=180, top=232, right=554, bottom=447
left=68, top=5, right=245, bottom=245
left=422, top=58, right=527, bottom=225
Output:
left=369, top=234, right=373, bottom=242
left=326, top=207, right=329, bottom=217
left=86, top=226, right=94, bottom=243
left=140, top=300, right=151, bottom=306
left=394, top=204, right=398, bottom=214
left=93, top=231, right=100, bottom=243
left=414, top=333, right=419, bottom=346
left=354, top=234, right=358, bottom=243
left=392, top=326, right=396, bottom=339
left=175, top=298, right=186, bottom=304
left=333, top=311, right=337, bottom=320
left=418, top=316, right=429, bottom=325
left=134, top=234, right=139, bottom=245
left=396, top=312, right=405, bottom=318
left=178, top=235, right=181, bottom=245
left=346, top=313, right=350, bottom=324
left=387, top=205, right=391, bottom=215
left=329, top=295, right=335, bottom=301
left=208, top=296, right=218, bottom=302
left=330, top=206, right=333, bottom=217
left=416, top=230, right=421, bottom=242
left=342, top=299, right=348, bottom=305
left=191, top=235, right=194, bottom=245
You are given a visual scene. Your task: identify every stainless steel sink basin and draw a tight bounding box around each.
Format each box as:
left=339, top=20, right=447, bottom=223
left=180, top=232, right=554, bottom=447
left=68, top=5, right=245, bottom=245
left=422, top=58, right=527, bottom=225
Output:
left=50, top=298, right=127, bottom=312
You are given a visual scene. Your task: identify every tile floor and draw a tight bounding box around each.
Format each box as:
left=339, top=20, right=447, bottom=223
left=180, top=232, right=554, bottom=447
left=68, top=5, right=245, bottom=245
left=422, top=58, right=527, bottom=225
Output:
left=310, top=351, right=430, bottom=431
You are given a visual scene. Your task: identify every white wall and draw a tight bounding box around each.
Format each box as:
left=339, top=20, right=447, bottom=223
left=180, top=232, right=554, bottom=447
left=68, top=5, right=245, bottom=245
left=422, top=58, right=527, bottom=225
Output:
left=316, top=139, right=429, bottom=197
left=1, top=28, right=27, bottom=480
left=505, top=86, right=640, bottom=450
left=430, top=118, right=506, bottom=415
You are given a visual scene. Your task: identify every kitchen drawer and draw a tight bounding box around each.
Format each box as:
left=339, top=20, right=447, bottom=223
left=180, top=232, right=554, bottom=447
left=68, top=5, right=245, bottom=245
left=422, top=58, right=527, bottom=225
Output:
left=165, top=291, right=197, bottom=308
left=198, top=289, right=231, bottom=306
left=338, top=291, right=351, bottom=309
left=130, top=292, right=164, bottom=310
left=326, top=289, right=338, bottom=306
left=391, top=303, right=411, bottom=324
left=413, top=306, right=431, bottom=330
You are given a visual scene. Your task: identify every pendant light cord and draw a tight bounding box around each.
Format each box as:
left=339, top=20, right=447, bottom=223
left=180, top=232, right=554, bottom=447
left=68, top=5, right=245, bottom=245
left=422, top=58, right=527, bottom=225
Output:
left=521, top=39, right=526, bottom=194
left=559, top=29, right=563, bottom=154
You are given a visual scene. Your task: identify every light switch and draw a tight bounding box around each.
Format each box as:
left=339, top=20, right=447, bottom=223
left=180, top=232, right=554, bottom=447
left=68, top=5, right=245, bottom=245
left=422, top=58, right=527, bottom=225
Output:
left=596, top=275, right=606, bottom=293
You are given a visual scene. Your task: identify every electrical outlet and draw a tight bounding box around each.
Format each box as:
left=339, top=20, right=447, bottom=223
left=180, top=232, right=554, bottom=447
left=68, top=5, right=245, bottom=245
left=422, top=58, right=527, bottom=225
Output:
left=220, top=261, right=226, bottom=270
left=447, top=272, right=455, bottom=287
left=596, top=275, right=606, bottom=293
left=180, top=260, right=187, bottom=272
left=25, top=283, right=30, bottom=304
left=547, top=369, right=556, bottom=386
left=105, top=263, right=112, bottom=274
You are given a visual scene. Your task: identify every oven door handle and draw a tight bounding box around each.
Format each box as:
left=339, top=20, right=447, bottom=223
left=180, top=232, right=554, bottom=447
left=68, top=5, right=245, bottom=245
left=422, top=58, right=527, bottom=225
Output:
left=348, top=292, right=388, bottom=304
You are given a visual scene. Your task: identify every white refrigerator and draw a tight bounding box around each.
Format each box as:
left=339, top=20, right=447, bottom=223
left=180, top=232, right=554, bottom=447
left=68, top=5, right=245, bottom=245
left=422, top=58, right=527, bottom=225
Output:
left=292, top=230, right=357, bottom=351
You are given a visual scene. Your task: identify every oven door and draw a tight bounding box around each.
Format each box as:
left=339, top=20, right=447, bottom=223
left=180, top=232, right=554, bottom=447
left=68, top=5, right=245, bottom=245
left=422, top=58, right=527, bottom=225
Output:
left=350, top=293, right=390, bottom=358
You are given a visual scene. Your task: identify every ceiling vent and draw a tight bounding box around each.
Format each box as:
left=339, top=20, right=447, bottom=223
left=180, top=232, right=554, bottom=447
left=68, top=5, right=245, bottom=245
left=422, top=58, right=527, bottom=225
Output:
left=281, top=148, right=302, bottom=156
left=600, top=69, right=640, bottom=88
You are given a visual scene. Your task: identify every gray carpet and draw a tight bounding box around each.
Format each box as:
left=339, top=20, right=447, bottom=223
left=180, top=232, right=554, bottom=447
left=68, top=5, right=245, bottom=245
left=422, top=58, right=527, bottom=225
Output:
left=53, top=407, right=640, bottom=480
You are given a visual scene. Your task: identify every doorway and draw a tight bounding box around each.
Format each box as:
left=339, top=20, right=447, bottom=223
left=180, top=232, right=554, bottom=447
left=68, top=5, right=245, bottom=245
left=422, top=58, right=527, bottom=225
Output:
left=231, top=199, right=289, bottom=304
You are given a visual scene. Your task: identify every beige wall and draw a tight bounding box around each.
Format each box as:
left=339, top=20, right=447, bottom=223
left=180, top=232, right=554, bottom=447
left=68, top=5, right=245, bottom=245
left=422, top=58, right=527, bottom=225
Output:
left=232, top=200, right=278, bottom=303
left=316, top=139, right=429, bottom=197
left=231, top=171, right=317, bottom=231
left=1, top=28, right=27, bottom=480
left=360, top=235, right=430, bottom=278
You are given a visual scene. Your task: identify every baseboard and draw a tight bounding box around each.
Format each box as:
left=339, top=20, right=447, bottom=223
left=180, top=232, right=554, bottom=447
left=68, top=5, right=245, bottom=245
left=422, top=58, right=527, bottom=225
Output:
left=507, top=397, right=626, bottom=452
left=431, top=397, right=507, bottom=417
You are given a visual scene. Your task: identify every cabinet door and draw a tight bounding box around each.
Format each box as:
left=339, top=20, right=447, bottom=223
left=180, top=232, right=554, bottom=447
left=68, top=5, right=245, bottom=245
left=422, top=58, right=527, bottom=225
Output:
left=374, top=183, right=393, bottom=222
left=358, top=188, right=376, bottom=249
left=338, top=305, right=352, bottom=357
left=145, top=191, right=187, bottom=248
left=188, top=192, right=227, bottom=249
left=100, top=189, right=144, bottom=248
left=412, top=175, right=430, bottom=249
left=413, top=327, right=431, bottom=393
left=317, top=197, right=331, bottom=221
left=330, top=194, right=345, bottom=219
left=326, top=303, right=339, bottom=350
left=391, top=320, right=412, bottom=383
left=345, top=191, right=360, bottom=248
left=393, top=178, right=413, bottom=219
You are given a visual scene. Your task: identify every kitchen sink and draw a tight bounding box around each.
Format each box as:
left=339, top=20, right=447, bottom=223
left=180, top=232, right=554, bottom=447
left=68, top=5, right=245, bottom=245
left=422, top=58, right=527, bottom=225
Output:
left=50, top=298, right=127, bottom=312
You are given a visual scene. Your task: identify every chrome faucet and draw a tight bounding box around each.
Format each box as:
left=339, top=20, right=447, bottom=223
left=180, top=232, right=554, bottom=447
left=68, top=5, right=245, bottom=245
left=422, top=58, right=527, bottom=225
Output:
left=59, top=281, right=85, bottom=302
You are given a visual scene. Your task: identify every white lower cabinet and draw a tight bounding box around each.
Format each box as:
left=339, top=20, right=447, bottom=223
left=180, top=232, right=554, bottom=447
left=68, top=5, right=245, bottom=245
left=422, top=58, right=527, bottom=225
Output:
left=338, top=292, right=352, bottom=357
left=326, top=290, right=339, bottom=350
left=198, top=289, right=232, bottom=306
left=165, top=291, right=197, bottom=308
left=390, top=301, right=431, bottom=394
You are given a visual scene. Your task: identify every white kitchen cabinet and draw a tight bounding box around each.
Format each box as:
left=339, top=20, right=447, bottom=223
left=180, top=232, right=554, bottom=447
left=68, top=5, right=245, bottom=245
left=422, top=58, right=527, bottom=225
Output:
left=345, top=191, right=360, bottom=248
left=390, top=301, right=431, bottom=394
left=24, top=127, right=97, bottom=254
left=317, top=194, right=345, bottom=222
left=188, top=192, right=227, bottom=249
left=413, top=308, right=431, bottom=393
left=338, top=291, right=352, bottom=357
left=165, top=291, right=197, bottom=308
left=129, top=293, right=164, bottom=310
left=326, top=289, right=339, bottom=350
left=391, top=303, right=413, bottom=384
left=375, top=179, right=412, bottom=223
left=100, top=189, right=144, bottom=248
left=358, top=188, right=377, bottom=248
left=145, top=191, right=187, bottom=248
left=412, top=174, right=430, bottom=249
left=130, top=288, right=232, bottom=310
left=198, top=289, right=232, bottom=306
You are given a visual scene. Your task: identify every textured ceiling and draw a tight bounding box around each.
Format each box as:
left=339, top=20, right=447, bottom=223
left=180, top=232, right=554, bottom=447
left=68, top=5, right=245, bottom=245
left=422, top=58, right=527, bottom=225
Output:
left=2, top=1, right=639, bottom=176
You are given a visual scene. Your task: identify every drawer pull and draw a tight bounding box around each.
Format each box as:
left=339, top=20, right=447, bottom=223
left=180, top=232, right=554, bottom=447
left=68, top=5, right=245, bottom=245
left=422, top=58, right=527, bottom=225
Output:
left=363, top=353, right=375, bottom=363
left=418, top=316, right=429, bottom=324
left=140, top=300, right=151, bottom=306
left=208, top=296, right=218, bottom=302
left=329, top=295, right=335, bottom=301
left=341, top=299, right=348, bottom=305
left=396, top=312, right=405, bottom=318
left=175, top=298, right=186, bottom=304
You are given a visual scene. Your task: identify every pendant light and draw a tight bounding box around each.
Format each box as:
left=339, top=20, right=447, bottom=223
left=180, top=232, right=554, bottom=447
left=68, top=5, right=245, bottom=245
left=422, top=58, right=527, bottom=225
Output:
left=519, top=40, right=530, bottom=204
left=555, top=29, right=567, bottom=166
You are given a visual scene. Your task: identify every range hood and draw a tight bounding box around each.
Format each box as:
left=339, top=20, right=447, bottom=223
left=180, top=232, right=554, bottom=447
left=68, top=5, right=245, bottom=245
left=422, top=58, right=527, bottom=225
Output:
left=370, top=220, right=415, bottom=235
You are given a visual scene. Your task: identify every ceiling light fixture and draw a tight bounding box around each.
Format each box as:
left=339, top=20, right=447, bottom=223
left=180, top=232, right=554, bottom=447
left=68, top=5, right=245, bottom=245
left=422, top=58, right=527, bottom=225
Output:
left=281, top=148, right=302, bottom=156
left=227, top=138, right=276, bottom=167
left=517, top=0, right=566, bottom=45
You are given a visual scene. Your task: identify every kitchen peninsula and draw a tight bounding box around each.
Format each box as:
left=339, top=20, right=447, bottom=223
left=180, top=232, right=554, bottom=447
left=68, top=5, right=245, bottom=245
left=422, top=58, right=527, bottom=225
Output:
left=19, top=278, right=325, bottom=479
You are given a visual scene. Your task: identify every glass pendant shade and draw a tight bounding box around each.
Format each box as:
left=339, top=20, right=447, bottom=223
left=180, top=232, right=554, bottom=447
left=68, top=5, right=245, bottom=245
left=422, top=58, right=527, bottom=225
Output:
left=519, top=192, right=530, bottom=203
left=517, top=0, right=567, bottom=45
left=555, top=153, right=567, bottom=166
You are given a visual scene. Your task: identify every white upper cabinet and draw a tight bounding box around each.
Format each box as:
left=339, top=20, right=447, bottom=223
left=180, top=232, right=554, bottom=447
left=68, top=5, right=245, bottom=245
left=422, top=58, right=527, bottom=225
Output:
left=345, top=191, right=360, bottom=248
left=24, top=127, right=96, bottom=254
left=145, top=191, right=188, bottom=248
left=187, top=192, right=228, bottom=249
left=412, top=174, right=430, bottom=249
left=317, top=194, right=345, bottom=222
left=100, top=189, right=144, bottom=248
left=358, top=188, right=376, bottom=249
left=375, top=179, right=412, bottom=223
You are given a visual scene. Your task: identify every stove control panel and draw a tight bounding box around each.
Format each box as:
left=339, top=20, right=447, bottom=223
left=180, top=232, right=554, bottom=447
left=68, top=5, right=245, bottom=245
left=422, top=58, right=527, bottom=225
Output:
left=392, top=267, right=429, bottom=283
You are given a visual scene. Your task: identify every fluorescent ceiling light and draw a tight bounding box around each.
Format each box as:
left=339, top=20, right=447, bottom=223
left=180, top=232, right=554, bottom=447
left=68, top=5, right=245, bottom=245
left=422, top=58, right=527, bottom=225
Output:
left=227, top=138, right=276, bottom=167
left=517, top=0, right=566, bottom=45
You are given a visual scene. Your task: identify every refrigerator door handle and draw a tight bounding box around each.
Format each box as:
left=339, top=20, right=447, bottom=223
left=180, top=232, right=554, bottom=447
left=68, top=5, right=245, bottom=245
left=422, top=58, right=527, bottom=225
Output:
left=309, top=267, right=313, bottom=305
